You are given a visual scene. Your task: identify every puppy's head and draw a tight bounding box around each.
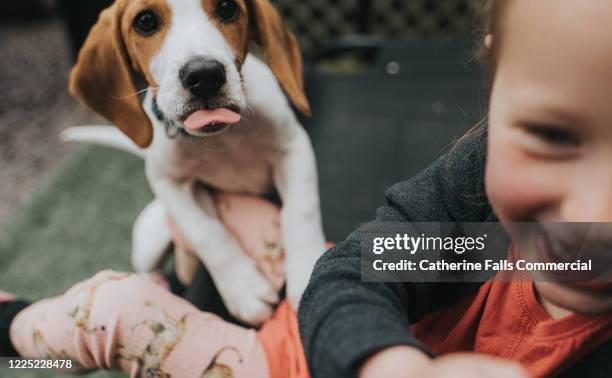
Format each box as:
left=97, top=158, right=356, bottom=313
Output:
left=70, top=0, right=310, bottom=147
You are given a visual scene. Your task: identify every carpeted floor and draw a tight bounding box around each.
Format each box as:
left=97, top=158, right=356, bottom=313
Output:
left=0, top=17, right=103, bottom=224
left=0, top=146, right=151, bottom=300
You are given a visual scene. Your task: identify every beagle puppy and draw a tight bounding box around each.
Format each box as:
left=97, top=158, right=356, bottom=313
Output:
left=65, top=0, right=326, bottom=326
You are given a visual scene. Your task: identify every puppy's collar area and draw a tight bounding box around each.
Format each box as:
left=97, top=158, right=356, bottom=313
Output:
left=151, top=96, right=182, bottom=139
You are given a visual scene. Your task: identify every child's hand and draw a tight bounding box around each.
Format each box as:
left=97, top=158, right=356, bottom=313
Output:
left=359, top=346, right=529, bottom=378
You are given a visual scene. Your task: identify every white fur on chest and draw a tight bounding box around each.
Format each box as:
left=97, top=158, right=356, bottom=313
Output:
left=150, top=122, right=280, bottom=195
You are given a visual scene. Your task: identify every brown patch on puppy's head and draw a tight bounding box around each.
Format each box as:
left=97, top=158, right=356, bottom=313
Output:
left=202, top=0, right=250, bottom=69
left=69, top=0, right=172, bottom=148
left=247, top=0, right=310, bottom=116
left=121, top=0, right=172, bottom=86
left=201, top=0, right=310, bottom=116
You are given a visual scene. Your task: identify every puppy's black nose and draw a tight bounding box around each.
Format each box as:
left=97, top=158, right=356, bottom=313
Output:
left=179, top=58, right=227, bottom=98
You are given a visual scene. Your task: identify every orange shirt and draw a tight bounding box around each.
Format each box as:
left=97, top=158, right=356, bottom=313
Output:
left=413, top=252, right=612, bottom=377
left=257, top=300, right=310, bottom=378
left=258, top=246, right=612, bottom=378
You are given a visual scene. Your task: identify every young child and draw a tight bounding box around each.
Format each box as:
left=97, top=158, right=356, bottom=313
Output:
left=2, top=0, right=612, bottom=377
left=300, top=0, right=612, bottom=377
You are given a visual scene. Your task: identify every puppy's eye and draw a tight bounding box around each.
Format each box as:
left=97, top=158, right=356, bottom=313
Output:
left=216, top=0, right=240, bottom=23
left=134, top=11, right=160, bottom=36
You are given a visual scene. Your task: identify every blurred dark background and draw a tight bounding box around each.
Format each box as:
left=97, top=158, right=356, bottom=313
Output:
left=2, top=0, right=475, bottom=58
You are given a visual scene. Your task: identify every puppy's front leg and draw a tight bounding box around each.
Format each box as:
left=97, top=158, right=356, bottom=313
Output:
left=274, top=128, right=327, bottom=311
left=146, top=165, right=278, bottom=326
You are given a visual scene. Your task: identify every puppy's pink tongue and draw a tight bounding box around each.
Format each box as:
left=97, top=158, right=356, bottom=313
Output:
left=183, top=108, right=241, bottom=130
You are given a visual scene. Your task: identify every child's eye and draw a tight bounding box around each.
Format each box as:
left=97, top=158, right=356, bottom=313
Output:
left=525, top=124, right=582, bottom=147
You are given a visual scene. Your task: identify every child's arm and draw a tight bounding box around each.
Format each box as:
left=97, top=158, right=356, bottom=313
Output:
left=299, top=132, right=501, bottom=378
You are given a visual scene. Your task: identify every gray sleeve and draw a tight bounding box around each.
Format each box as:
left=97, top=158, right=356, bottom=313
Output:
left=299, top=132, right=494, bottom=378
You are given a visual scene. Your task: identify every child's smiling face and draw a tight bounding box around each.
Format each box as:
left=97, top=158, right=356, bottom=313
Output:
left=485, top=0, right=612, bottom=314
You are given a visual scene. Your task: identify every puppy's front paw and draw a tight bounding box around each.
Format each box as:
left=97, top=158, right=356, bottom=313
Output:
left=215, top=258, right=279, bottom=326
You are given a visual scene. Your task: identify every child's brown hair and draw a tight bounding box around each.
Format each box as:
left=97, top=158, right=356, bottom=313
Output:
left=475, top=0, right=509, bottom=75
left=446, top=0, right=510, bottom=194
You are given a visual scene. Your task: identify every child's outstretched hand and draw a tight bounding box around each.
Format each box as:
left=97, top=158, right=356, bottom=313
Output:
left=360, top=346, right=529, bottom=378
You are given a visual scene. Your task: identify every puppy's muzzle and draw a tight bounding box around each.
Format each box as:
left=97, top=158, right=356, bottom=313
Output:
left=179, top=57, right=227, bottom=99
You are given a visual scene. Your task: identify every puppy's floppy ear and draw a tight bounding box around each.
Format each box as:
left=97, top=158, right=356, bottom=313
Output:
left=249, top=0, right=311, bottom=116
left=69, top=2, right=153, bottom=147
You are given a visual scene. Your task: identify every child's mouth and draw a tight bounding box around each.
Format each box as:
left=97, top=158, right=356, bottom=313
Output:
left=532, top=224, right=612, bottom=286
left=536, top=225, right=575, bottom=265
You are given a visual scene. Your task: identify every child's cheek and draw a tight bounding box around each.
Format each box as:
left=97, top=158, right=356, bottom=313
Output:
left=485, top=132, right=562, bottom=222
